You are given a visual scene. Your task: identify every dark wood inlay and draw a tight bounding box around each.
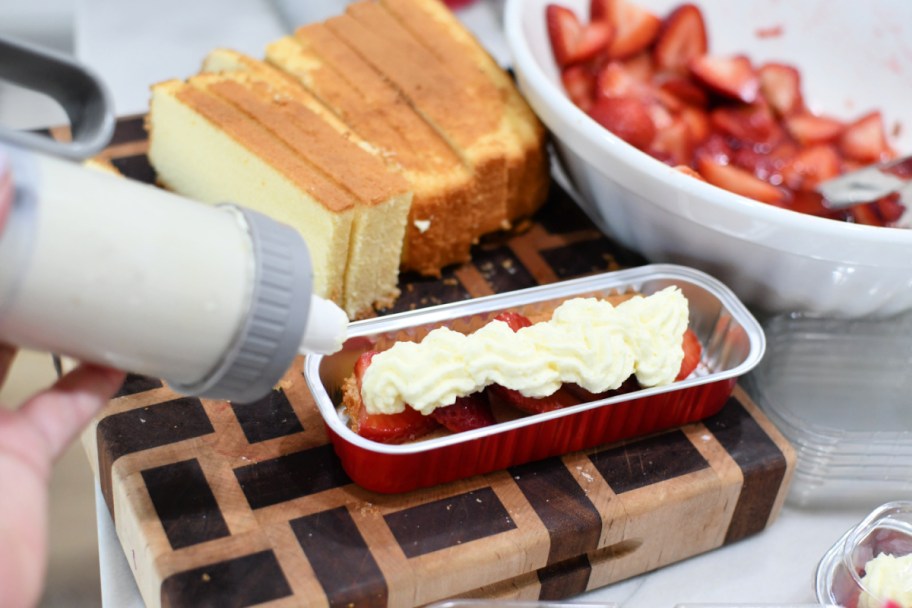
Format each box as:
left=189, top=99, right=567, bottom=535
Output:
left=234, top=444, right=350, bottom=509
left=509, top=457, right=601, bottom=564
left=230, top=389, right=304, bottom=444
left=384, top=487, right=516, bottom=558
left=111, top=153, right=156, bottom=184
left=588, top=429, right=710, bottom=494
left=114, top=373, right=163, bottom=398
left=160, top=550, right=292, bottom=608
left=703, top=399, right=788, bottom=543
left=141, top=459, right=230, bottom=550
left=97, top=397, right=214, bottom=519
left=537, top=554, right=591, bottom=600
left=290, top=506, right=387, bottom=608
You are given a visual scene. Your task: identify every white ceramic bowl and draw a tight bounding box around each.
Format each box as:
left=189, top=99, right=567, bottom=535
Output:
left=505, top=0, right=912, bottom=317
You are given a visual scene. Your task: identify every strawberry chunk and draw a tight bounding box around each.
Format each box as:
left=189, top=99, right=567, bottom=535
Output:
left=653, top=4, right=708, bottom=75
left=591, top=0, right=661, bottom=60
left=657, top=77, right=708, bottom=109
left=782, top=144, right=841, bottom=191
left=488, top=384, right=581, bottom=415
left=595, top=61, right=641, bottom=100
left=547, top=4, right=614, bottom=68
left=589, top=96, right=657, bottom=150
left=758, top=63, right=803, bottom=117
left=690, top=54, right=759, bottom=104
left=676, top=328, right=702, bottom=381
left=696, top=156, right=786, bottom=204
left=649, top=118, right=692, bottom=166
left=493, top=311, right=533, bottom=331
left=561, top=65, right=596, bottom=112
left=349, top=351, right=439, bottom=444
left=874, top=194, right=906, bottom=225
left=839, top=111, right=895, bottom=164
left=784, top=113, right=845, bottom=146
left=431, top=393, right=495, bottom=433
left=679, top=105, right=711, bottom=143
left=710, top=101, right=780, bottom=144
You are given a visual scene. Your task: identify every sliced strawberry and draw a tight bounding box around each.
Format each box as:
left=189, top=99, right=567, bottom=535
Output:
left=886, top=156, right=912, bottom=178
left=791, top=189, right=842, bottom=219
left=591, top=0, right=662, bottom=60
left=758, top=63, right=803, bottom=117
left=782, top=144, right=841, bottom=191
left=493, top=311, right=533, bottom=331
left=875, top=194, right=906, bottom=224
left=594, top=61, right=640, bottom=100
left=710, top=101, right=779, bottom=144
left=561, top=64, right=596, bottom=112
left=679, top=105, right=710, bottom=143
left=350, top=351, right=439, bottom=444
left=565, top=376, right=641, bottom=403
left=353, top=406, right=440, bottom=444
left=693, top=132, right=733, bottom=165
left=653, top=4, right=708, bottom=75
left=675, top=164, right=705, bottom=181
left=850, top=202, right=884, bottom=227
left=690, top=54, right=759, bottom=104
left=839, top=111, right=894, bottom=163
left=657, top=77, right=708, bottom=108
left=589, top=96, right=657, bottom=150
left=623, top=51, right=655, bottom=82
left=732, top=139, right=797, bottom=184
left=546, top=5, right=614, bottom=68
left=696, top=156, right=786, bottom=204
left=676, top=328, right=702, bottom=381
left=784, top=113, right=844, bottom=146
left=430, top=393, right=495, bottom=432
left=649, top=118, right=692, bottom=166
left=487, top=384, right=581, bottom=415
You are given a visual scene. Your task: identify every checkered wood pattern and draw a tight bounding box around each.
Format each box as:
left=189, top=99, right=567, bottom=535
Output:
left=79, top=117, right=795, bottom=608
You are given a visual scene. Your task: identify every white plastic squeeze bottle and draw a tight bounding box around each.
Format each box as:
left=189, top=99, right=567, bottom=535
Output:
left=0, top=144, right=349, bottom=403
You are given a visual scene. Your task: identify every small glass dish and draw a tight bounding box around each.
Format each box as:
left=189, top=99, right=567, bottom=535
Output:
left=816, top=501, right=912, bottom=607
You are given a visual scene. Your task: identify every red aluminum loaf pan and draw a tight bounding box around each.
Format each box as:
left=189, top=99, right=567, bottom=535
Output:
left=304, top=264, right=765, bottom=493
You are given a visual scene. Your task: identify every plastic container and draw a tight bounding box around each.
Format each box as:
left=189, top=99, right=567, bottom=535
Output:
left=0, top=145, right=347, bottom=403
left=304, top=264, right=764, bottom=493
left=816, top=501, right=912, bottom=607
left=743, top=312, right=912, bottom=507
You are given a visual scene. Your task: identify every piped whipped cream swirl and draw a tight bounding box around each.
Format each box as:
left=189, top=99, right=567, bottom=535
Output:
left=858, top=552, right=912, bottom=608
left=361, top=287, right=690, bottom=415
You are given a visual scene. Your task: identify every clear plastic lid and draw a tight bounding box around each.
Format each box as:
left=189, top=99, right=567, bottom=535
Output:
left=743, top=311, right=912, bottom=507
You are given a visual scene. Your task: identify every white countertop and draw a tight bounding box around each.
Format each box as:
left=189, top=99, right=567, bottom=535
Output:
left=1, top=2, right=888, bottom=605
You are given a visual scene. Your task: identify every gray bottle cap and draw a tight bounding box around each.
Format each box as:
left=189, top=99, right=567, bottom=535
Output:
left=168, top=205, right=312, bottom=404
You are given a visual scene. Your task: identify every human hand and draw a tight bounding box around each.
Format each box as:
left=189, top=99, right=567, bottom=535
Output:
left=0, top=344, right=124, bottom=608
left=0, top=147, right=12, bottom=232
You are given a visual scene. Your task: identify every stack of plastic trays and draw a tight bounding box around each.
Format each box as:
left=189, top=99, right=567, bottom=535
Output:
left=743, top=310, right=912, bottom=507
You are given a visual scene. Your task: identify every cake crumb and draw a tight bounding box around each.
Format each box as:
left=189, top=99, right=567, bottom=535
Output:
left=414, top=219, right=431, bottom=233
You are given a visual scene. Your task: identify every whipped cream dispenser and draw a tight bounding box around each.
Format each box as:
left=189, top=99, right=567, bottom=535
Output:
left=0, top=35, right=348, bottom=403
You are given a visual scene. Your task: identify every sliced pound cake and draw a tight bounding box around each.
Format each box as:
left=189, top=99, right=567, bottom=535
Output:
left=147, top=77, right=411, bottom=318
left=266, top=31, right=489, bottom=276
left=377, top=0, right=550, bottom=219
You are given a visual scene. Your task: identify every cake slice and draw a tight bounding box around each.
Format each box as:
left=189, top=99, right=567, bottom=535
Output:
left=147, top=76, right=410, bottom=318
left=376, top=0, right=550, bottom=219
left=265, top=32, right=488, bottom=276
left=322, top=6, right=511, bottom=234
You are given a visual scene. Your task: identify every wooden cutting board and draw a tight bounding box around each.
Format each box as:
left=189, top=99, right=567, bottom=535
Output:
left=80, top=116, right=795, bottom=608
